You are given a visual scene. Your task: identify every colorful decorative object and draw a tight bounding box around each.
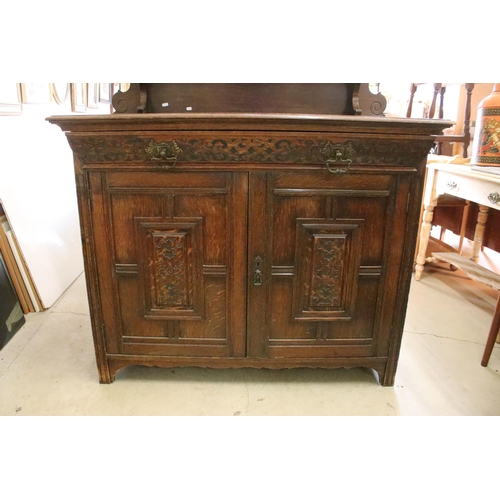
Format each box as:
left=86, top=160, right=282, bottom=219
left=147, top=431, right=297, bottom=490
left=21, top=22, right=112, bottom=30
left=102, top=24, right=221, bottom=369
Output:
left=472, top=84, right=500, bottom=165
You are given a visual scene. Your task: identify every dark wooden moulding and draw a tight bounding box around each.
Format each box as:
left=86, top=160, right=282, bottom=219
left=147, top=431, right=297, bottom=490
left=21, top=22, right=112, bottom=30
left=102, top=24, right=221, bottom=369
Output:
left=48, top=84, right=451, bottom=386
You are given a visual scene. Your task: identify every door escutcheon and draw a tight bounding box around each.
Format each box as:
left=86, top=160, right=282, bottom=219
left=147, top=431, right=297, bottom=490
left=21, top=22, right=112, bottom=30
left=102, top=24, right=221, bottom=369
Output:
left=253, top=256, right=263, bottom=286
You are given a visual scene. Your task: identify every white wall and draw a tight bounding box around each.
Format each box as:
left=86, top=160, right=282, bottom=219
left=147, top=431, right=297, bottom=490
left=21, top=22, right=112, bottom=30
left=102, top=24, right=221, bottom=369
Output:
left=0, top=85, right=112, bottom=308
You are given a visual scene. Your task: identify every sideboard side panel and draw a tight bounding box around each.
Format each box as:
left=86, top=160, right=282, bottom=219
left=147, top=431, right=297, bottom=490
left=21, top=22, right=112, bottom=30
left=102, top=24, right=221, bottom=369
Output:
left=75, top=171, right=112, bottom=383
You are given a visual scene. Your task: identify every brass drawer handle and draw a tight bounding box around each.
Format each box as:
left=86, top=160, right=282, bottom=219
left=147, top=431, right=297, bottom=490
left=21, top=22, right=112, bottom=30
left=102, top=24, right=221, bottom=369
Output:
left=321, top=141, right=355, bottom=174
left=253, top=256, right=263, bottom=286
left=145, top=140, right=182, bottom=168
left=488, top=192, right=500, bottom=205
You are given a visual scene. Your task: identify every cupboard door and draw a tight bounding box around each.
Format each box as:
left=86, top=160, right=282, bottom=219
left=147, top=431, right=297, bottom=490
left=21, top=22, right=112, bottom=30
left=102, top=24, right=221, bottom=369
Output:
left=247, top=170, right=410, bottom=359
left=89, top=171, right=247, bottom=358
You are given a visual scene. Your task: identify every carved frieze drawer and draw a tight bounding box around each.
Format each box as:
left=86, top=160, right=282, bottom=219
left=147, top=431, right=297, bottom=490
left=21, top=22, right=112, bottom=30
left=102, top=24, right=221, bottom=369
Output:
left=67, top=133, right=434, bottom=169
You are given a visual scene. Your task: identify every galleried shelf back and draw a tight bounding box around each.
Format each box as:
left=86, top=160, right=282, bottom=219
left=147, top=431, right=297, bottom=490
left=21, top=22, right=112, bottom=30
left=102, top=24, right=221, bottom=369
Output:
left=48, top=83, right=450, bottom=385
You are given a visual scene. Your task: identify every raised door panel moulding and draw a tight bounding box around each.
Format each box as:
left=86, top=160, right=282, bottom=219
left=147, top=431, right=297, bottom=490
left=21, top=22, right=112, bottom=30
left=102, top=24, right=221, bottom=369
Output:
left=135, top=217, right=205, bottom=320
left=292, top=219, right=363, bottom=321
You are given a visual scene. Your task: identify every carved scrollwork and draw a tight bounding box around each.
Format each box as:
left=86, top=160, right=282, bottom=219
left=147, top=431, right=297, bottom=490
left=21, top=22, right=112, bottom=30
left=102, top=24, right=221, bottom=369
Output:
left=310, top=238, right=344, bottom=307
left=154, top=235, right=187, bottom=306
left=293, top=219, right=363, bottom=321
left=135, top=217, right=204, bottom=320
left=370, top=100, right=385, bottom=115
left=68, top=134, right=432, bottom=168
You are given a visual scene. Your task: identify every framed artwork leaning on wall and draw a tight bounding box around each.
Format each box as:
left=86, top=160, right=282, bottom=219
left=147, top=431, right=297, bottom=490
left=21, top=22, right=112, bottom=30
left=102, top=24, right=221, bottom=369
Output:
left=99, top=83, right=112, bottom=104
left=71, top=83, right=86, bottom=112
left=87, top=83, right=99, bottom=109
left=0, top=83, right=22, bottom=114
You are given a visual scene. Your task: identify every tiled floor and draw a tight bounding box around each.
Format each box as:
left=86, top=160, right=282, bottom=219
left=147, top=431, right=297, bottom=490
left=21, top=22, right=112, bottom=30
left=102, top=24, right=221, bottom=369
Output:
left=1, top=238, right=499, bottom=416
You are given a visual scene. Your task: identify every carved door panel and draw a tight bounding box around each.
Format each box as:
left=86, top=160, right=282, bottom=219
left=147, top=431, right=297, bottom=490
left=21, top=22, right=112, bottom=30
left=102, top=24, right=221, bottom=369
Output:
left=88, top=171, right=247, bottom=358
left=247, top=171, right=410, bottom=359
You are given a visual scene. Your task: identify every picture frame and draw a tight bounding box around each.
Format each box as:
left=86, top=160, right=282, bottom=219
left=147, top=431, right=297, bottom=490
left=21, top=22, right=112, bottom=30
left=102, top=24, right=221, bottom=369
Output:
left=50, top=83, right=70, bottom=105
left=99, top=83, right=112, bottom=104
left=71, top=83, right=86, bottom=112
left=87, top=83, right=99, bottom=109
left=0, top=83, right=22, bottom=115
left=20, top=83, right=51, bottom=104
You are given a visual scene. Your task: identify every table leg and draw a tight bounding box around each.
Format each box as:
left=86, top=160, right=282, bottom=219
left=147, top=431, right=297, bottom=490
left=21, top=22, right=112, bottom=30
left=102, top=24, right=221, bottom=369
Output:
left=471, top=204, right=489, bottom=263
left=481, top=294, right=500, bottom=367
left=415, top=203, right=436, bottom=280
left=458, top=200, right=470, bottom=255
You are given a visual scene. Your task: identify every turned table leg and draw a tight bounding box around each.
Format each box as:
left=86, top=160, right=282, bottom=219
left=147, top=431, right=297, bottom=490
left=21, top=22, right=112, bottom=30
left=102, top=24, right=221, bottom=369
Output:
left=471, top=204, right=489, bottom=263
left=415, top=203, right=436, bottom=280
left=458, top=200, right=470, bottom=254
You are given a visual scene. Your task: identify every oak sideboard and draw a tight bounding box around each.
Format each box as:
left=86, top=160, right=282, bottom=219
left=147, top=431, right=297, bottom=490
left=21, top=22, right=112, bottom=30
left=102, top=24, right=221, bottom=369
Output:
left=48, top=113, right=449, bottom=385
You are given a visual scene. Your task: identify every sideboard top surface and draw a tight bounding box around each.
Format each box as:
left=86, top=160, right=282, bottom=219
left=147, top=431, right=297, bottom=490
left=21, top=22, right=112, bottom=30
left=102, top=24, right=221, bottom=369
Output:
left=47, top=113, right=452, bottom=136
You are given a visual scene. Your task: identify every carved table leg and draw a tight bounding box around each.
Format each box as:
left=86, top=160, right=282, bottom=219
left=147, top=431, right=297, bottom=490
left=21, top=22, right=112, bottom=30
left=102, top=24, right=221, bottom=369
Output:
left=471, top=205, right=489, bottom=263
left=415, top=203, right=436, bottom=280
